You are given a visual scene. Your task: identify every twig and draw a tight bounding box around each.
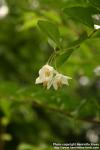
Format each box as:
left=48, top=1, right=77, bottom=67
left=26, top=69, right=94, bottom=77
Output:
left=88, top=30, right=97, bottom=39
left=56, top=29, right=98, bottom=56
left=32, top=100, right=100, bottom=125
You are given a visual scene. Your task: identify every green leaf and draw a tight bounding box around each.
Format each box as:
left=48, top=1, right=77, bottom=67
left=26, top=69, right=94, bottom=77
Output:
left=18, top=143, right=34, bottom=150
left=56, top=32, right=88, bottom=67
left=63, top=7, right=94, bottom=28
left=63, top=0, right=89, bottom=8
left=38, top=20, right=61, bottom=47
left=56, top=48, right=74, bottom=68
left=89, top=0, right=100, bottom=11
left=41, top=0, right=88, bottom=9
left=68, top=31, right=88, bottom=47
left=0, top=99, right=12, bottom=118
left=91, top=29, right=100, bottom=38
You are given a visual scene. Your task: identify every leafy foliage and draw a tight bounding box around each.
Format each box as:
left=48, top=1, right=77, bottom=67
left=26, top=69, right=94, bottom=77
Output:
left=63, top=7, right=94, bottom=28
left=89, top=0, right=100, bottom=11
left=38, top=20, right=61, bottom=48
left=0, top=0, right=100, bottom=150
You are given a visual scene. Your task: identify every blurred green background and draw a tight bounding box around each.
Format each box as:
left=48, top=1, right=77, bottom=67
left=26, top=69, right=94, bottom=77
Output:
left=0, top=0, right=100, bottom=150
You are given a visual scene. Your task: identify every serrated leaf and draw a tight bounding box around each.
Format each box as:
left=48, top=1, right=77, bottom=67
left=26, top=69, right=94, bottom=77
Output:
left=38, top=20, right=61, bottom=47
left=63, top=7, right=94, bottom=28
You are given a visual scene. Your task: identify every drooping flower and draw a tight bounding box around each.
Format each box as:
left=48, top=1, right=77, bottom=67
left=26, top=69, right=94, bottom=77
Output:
left=52, top=73, right=72, bottom=90
left=35, top=64, right=55, bottom=89
left=35, top=64, right=72, bottom=90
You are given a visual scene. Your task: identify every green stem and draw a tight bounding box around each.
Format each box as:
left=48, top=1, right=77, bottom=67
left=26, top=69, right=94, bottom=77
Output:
left=88, top=29, right=97, bottom=38
left=47, top=48, right=57, bottom=65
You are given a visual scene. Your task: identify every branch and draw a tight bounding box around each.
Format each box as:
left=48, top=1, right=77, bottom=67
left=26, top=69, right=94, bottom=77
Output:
left=32, top=100, right=100, bottom=125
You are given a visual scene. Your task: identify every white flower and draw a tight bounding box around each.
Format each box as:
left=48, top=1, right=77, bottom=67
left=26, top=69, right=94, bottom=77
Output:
left=35, top=64, right=55, bottom=89
left=52, top=73, right=72, bottom=90
left=94, top=66, right=100, bottom=76
left=35, top=64, right=72, bottom=90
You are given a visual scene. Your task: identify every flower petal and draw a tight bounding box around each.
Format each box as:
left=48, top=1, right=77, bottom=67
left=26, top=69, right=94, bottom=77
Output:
left=62, top=76, right=70, bottom=85
left=53, top=80, right=58, bottom=90
left=35, top=77, right=42, bottom=84
left=47, top=80, right=53, bottom=89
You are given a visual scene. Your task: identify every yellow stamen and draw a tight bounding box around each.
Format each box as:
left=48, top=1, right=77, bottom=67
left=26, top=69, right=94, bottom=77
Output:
left=57, top=80, right=62, bottom=88
left=45, top=69, right=51, bottom=77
